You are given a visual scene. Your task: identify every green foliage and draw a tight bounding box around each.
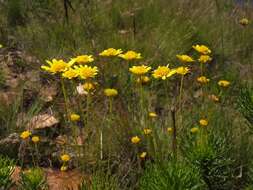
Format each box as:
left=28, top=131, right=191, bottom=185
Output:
left=139, top=161, right=205, bottom=190
left=238, top=86, right=253, bottom=126
left=7, top=0, right=25, bottom=27
left=80, top=171, right=119, bottom=190
left=185, top=135, right=235, bottom=190
left=18, top=168, right=48, bottom=190
left=0, top=156, right=15, bottom=190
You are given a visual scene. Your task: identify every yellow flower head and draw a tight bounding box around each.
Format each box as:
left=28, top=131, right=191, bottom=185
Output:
left=197, top=76, right=210, bottom=84
left=208, top=94, right=219, bottom=102
left=83, top=82, right=95, bottom=92
left=143, top=128, right=152, bottom=135
left=190, top=127, right=199, bottom=133
left=140, top=152, right=147, bottom=159
left=136, top=76, right=150, bottom=84
left=41, top=59, right=69, bottom=74
left=152, top=66, right=177, bottom=80
left=118, top=51, right=142, bottom=60
left=99, top=48, right=123, bottom=57
left=149, top=112, right=157, bottom=118
left=193, top=45, right=211, bottom=55
left=104, top=88, right=118, bottom=97
left=218, top=80, right=230, bottom=87
left=131, top=136, right=141, bottom=144
left=239, top=18, right=249, bottom=26
left=62, top=68, right=78, bottom=79
left=176, top=66, right=190, bottom=75
left=20, top=130, right=32, bottom=139
left=167, top=127, right=173, bottom=133
left=70, top=113, right=80, bottom=121
left=176, top=55, right=194, bottom=63
left=199, top=119, right=208, bottom=127
left=73, top=55, right=94, bottom=64
left=60, top=165, right=68, bottom=172
left=129, top=65, right=151, bottom=75
left=61, top=154, right=70, bottom=162
left=0, top=44, right=3, bottom=48
left=74, top=65, right=98, bottom=79
left=31, top=136, right=40, bottom=143
left=198, top=55, right=212, bottom=64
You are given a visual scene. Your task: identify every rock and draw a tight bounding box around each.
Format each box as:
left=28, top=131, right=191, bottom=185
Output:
left=27, top=114, right=59, bottom=130
left=0, top=133, right=21, bottom=158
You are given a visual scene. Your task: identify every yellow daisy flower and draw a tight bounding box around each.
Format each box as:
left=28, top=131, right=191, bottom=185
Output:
left=72, top=55, right=94, bottom=64
left=129, top=65, right=151, bottom=75
left=167, top=127, right=173, bottom=133
left=20, top=130, right=32, bottom=139
left=176, top=55, right=194, bottom=63
left=239, top=18, right=249, bottom=26
left=149, top=112, right=157, bottom=118
left=32, top=136, right=40, bottom=143
left=152, top=66, right=177, bottom=80
left=61, top=154, right=70, bottom=162
left=41, top=59, right=69, bottom=74
left=218, top=80, right=230, bottom=87
left=198, top=55, right=212, bottom=64
left=140, top=152, right=147, bottom=159
left=131, top=136, right=141, bottom=144
left=74, top=65, right=98, bottom=79
left=197, top=76, right=210, bottom=84
left=62, top=68, right=78, bottom=79
left=99, top=48, right=123, bottom=57
left=70, top=113, right=80, bottom=121
left=193, top=45, right=211, bottom=54
left=118, top=51, right=142, bottom=60
left=143, top=128, right=152, bottom=135
left=104, top=88, right=118, bottom=97
left=199, top=119, right=208, bottom=127
left=176, top=66, right=190, bottom=75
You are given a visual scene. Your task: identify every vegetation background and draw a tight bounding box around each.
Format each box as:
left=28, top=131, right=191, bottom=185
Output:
left=0, top=0, right=252, bottom=189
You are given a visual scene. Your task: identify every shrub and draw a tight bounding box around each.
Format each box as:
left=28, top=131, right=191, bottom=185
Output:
left=139, top=161, right=205, bottom=190
left=0, top=155, right=15, bottom=190
left=18, top=168, right=48, bottom=190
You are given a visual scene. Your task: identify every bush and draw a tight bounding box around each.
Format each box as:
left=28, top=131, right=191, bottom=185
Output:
left=139, top=161, right=205, bottom=190
left=18, top=168, right=48, bottom=190
left=0, top=155, right=15, bottom=190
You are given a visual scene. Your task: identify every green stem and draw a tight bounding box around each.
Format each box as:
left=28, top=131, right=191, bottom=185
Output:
left=60, top=77, right=69, bottom=120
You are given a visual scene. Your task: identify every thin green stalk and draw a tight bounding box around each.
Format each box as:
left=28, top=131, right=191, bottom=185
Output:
left=60, top=77, right=69, bottom=120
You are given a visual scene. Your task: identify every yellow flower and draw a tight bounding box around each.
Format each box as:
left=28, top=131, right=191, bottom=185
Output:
left=218, top=80, right=230, bottom=87
left=167, top=127, right=173, bottom=133
left=198, top=55, right=212, bottom=63
left=208, top=94, right=219, bottom=102
left=131, top=136, right=141, bottom=144
left=152, top=66, right=177, bottom=80
left=136, top=76, right=150, bottom=84
left=197, top=76, right=210, bottom=84
left=62, top=68, right=78, bottom=79
left=190, top=127, right=199, bottom=133
left=104, top=88, right=118, bottom=97
left=176, top=55, right=194, bottom=63
left=199, top=119, right=208, bottom=127
left=176, top=66, right=190, bottom=75
left=0, top=44, right=3, bottom=48
left=61, top=154, right=70, bottom=162
left=31, top=136, right=40, bottom=143
left=99, top=48, right=123, bottom=57
left=83, top=82, right=95, bottom=92
left=129, top=65, right=151, bottom=75
left=73, top=55, right=94, bottom=64
left=20, top=131, right=31, bottom=139
left=74, top=65, right=98, bottom=79
left=149, top=112, right=157, bottom=118
left=60, top=165, right=68, bottom=171
left=41, top=59, right=69, bottom=74
left=118, top=51, right=142, bottom=60
left=70, top=113, right=80, bottom=121
left=140, top=152, right=147, bottom=159
left=193, top=45, right=211, bottom=54
left=143, top=128, right=152, bottom=135
left=239, top=18, right=249, bottom=26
